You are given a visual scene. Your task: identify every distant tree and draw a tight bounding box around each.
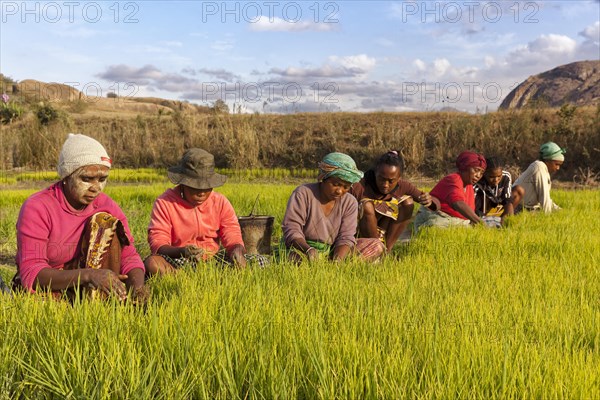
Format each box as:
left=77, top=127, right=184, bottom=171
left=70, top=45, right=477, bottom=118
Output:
left=0, top=73, right=16, bottom=94
left=213, top=99, right=229, bottom=114
left=0, top=74, right=15, bottom=85
left=107, top=92, right=118, bottom=98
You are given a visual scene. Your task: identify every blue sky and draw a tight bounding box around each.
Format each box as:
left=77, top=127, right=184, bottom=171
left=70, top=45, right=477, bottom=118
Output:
left=1, top=1, right=598, bottom=112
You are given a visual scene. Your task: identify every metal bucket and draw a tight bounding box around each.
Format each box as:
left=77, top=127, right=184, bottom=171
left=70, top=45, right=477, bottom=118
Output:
left=238, top=215, right=274, bottom=255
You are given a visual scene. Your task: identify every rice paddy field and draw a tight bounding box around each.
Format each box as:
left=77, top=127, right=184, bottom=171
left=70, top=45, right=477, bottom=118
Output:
left=0, top=172, right=598, bottom=399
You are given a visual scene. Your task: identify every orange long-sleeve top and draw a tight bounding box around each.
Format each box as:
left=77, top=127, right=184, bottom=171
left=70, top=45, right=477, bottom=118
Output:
left=148, top=188, right=244, bottom=256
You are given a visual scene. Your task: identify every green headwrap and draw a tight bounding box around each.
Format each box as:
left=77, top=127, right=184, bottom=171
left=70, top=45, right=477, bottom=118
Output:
left=317, top=152, right=364, bottom=184
left=539, top=142, right=566, bottom=161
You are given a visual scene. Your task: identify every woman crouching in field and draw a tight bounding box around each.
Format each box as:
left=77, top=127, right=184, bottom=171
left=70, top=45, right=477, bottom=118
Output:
left=513, top=142, right=565, bottom=213
left=281, top=152, right=385, bottom=262
left=413, top=151, right=486, bottom=232
left=14, top=134, right=147, bottom=302
left=350, top=150, right=440, bottom=251
left=474, top=156, right=525, bottom=226
left=144, top=148, right=248, bottom=277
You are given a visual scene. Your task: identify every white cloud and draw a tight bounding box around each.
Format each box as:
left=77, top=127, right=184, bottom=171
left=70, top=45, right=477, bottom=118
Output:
left=99, top=64, right=162, bottom=80
left=269, top=54, right=376, bottom=80
left=484, top=56, right=496, bottom=68
left=413, top=59, right=426, bottom=71
left=328, top=55, right=376, bottom=72
left=158, top=41, right=183, bottom=48
left=189, top=32, right=209, bottom=39
left=579, top=21, right=600, bottom=42
left=49, top=20, right=114, bottom=38
left=211, top=39, right=235, bottom=51
left=553, top=1, right=600, bottom=20
left=408, top=58, right=478, bottom=81
left=52, top=26, right=105, bottom=38
left=577, top=21, right=600, bottom=60
left=195, top=68, right=241, bottom=83
left=92, top=24, right=597, bottom=115
left=507, top=34, right=577, bottom=67
left=389, top=2, right=413, bottom=21
left=136, top=45, right=173, bottom=54
left=432, top=58, right=451, bottom=77
left=249, top=16, right=336, bottom=32
left=399, top=29, right=596, bottom=112
left=375, top=38, right=395, bottom=47
left=50, top=49, right=96, bottom=65
left=269, top=65, right=359, bottom=79
left=388, top=1, right=546, bottom=38
left=530, top=34, right=577, bottom=54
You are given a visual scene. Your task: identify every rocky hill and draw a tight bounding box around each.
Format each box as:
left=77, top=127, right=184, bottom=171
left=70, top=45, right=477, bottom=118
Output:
left=499, top=60, right=600, bottom=110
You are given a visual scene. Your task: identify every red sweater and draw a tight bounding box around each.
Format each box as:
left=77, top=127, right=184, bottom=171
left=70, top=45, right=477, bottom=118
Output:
left=16, top=183, right=144, bottom=291
left=147, top=188, right=243, bottom=257
left=429, top=173, right=475, bottom=219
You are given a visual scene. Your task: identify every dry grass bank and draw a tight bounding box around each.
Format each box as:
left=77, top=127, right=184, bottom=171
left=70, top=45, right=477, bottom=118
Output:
left=1, top=105, right=599, bottom=180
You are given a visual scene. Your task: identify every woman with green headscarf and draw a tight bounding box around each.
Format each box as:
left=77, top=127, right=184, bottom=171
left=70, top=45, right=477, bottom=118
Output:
left=282, top=152, right=385, bottom=263
left=513, top=141, right=565, bottom=213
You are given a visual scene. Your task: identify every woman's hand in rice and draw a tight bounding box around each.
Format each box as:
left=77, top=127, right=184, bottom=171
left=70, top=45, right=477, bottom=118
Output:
left=229, top=244, right=247, bottom=268
left=183, top=245, right=205, bottom=261
left=86, top=269, right=128, bottom=301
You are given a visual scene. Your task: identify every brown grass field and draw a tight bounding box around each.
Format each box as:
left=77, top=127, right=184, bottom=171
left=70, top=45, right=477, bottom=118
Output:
left=1, top=103, right=599, bottom=182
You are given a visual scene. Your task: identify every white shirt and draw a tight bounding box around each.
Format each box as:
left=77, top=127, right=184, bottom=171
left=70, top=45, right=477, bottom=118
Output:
left=514, top=160, right=560, bottom=213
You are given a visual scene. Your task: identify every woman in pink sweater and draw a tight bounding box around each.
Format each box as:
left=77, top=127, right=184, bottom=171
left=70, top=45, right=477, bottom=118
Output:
left=144, top=149, right=247, bottom=276
left=14, top=134, right=146, bottom=302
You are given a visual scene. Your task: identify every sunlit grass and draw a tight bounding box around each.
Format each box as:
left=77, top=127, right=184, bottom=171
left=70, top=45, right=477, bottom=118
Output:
left=0, top=184, right=598, bottom=398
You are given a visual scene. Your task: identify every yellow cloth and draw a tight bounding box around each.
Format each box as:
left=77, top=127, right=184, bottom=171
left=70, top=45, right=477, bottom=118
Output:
left=358, top=195, right=411, bottom=244
left=485, top=205, right=504, bottom=217
left=366, top=194, right=410, bottom=221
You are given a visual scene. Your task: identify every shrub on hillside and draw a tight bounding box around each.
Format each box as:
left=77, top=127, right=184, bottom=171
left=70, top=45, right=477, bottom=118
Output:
left=0, top=93, right=24, bottom=124
left=36, top=103, right=60, bottom=125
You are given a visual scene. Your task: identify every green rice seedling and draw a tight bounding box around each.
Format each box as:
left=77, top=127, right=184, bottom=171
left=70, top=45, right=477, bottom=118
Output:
left=0, top=182, right=598, bottom=399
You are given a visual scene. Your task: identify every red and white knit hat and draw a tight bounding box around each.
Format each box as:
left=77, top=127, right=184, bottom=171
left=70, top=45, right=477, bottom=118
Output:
left=57, top=133, right=112, bottom=179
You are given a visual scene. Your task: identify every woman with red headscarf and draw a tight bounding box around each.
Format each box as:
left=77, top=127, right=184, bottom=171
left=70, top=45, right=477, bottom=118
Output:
left=413, top=151, right=486, bottom=232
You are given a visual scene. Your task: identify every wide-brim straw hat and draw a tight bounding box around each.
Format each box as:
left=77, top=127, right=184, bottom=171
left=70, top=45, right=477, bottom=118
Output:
left=167, top=148, right=227, bottom=189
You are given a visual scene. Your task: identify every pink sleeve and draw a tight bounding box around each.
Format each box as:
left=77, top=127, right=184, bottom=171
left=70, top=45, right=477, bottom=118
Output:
left=16, top=199, right=53, bottom=291
left=106, top=202, right=145, bottom=275
left=217, top=197, right=244, bottom=251
left=147, top=197, right=174, bottom=254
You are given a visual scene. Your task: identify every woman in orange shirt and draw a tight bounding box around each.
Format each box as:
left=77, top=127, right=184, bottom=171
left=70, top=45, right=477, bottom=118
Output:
left=144, top=148, right=247, bottom=276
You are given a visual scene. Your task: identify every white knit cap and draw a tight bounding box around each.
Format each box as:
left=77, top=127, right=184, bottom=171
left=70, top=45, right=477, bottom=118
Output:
left=57, top=133, right=112, bottom=179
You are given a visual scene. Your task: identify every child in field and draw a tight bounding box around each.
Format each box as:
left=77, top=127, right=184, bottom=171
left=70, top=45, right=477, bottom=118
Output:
left=144, top=148, right=248, bottom=276
left=413, top=151, right=486, bottom=232
left=350, top=150, right=440, bottom=252
left=281, top=152, right=385, bottom=262
left=474, top=157, right=525, bottom=226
